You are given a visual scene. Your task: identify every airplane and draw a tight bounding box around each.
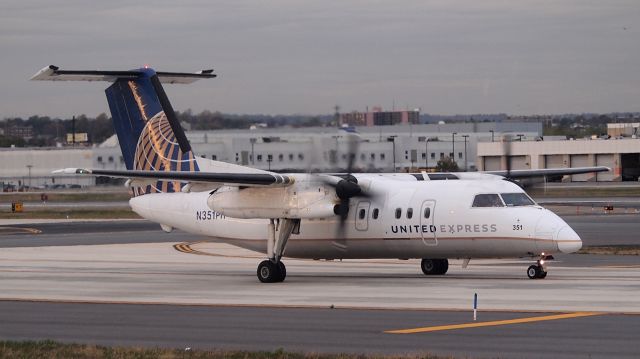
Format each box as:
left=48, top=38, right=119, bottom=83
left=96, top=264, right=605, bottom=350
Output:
left=32, top=65, right=610, bottom=283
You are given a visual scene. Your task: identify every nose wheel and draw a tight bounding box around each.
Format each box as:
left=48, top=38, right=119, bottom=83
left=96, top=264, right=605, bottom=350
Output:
left=527, top=259, right=548, bottom=279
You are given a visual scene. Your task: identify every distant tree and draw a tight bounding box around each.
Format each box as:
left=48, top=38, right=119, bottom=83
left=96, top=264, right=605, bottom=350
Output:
left=436, top=156, right=459, bottom=172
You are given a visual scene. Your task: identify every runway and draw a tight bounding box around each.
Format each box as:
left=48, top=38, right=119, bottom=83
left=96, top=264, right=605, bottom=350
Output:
left=1, top=301, right=638, bottom=358
left=0, top=216, right=639, bottom=358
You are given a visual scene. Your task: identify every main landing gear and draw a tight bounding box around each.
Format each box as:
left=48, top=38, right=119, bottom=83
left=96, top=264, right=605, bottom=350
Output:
left=257, top=260, right=287, bottom=283
left=257, top=218, right=299, bottom=283
left=421, top=258, right=449, bottom=275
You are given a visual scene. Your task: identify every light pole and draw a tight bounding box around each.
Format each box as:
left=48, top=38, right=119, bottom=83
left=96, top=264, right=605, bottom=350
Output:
left=489, top=130, right=494, bottom=142
left=26, top=165, right=33, bottom=190
left=387, top=136, right=397, bottom=172
left=451, top=132, right=457, bottom=161
left=250, top=138, right=256, bottom=165
left=462, top=135, right=469, bottom=171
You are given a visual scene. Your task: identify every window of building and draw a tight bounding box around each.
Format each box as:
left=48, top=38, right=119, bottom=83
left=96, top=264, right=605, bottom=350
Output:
left=440, top=152, right=444, bottom=159
left=421, top=152, right=426, bottom=159
left=371, top=153, right=375, bottom=160
left=108, top=156, right=114, bottom=162
left=360, top=153, right=365, bottom=161
left=472, top=194, right=504, bottom=208
left=212, top=155, right=217, bottom=160
left=289, top=154, right=294, bottom=161
left=406, top=208, right=413, bottom=219
left=278, top=154, right=283, bottom=161
left=298, top=153, right=304, bottom=160
left=257, top=154, right=263, bottom=162
left=395, top=208, right=402, bottom=219
left=372, top=208, right=379, bottom=219
left=381, top=153, right=386, bottom=160
left=97, top=156, right=103, bottom=162
left=431, top=153, right=436, bottom=159
left=458, top=152, right=463, bottom=159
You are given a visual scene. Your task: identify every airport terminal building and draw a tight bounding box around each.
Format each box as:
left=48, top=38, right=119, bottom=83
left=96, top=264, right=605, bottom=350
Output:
left=4, top=121, right=640, bottom=188
left=1, top=122, right=539, bottom=188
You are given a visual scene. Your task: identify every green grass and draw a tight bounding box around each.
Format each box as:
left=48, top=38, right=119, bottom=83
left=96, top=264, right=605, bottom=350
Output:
left=0, top=341, right=454, bottom=359
left=0, top=191, right=130, bottom=202
left=578, top=245, right=640, bottom=255
left=0, top=208, right=140, bottom=220
left=528, top=186, right=640, bottom=198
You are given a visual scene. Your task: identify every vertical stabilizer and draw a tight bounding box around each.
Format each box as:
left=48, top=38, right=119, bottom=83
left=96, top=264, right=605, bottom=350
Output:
left=31, top=65, right=216, bottom=195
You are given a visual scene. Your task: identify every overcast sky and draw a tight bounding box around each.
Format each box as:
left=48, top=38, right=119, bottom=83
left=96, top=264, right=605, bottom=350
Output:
left=1, top=1, right=639, bottom=118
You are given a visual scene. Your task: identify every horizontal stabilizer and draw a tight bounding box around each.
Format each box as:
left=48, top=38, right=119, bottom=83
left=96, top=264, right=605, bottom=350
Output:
left=52, top=168, right=294, bottom=187
left=31, top=65, right=215, bottom=84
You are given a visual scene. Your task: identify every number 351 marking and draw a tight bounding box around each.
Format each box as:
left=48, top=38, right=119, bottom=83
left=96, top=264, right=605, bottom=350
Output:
left=513, top=224, right=523, bottom=231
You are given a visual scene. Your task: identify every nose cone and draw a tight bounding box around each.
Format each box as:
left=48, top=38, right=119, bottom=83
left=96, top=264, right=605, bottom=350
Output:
left=556, top=226, right=582, bottom=253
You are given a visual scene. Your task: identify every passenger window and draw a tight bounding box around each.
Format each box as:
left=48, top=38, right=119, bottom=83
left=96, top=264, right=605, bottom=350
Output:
left=424, top=207, right=431, bottom=219
left=358, top=209, right=366, bottom=220
left=472, top=194, right=504, bottom=208
left=395, top=208, right=402, bottom=219
left=372, top=208, right=379, bottom=219
left=406, top=208, right=413, bottom=219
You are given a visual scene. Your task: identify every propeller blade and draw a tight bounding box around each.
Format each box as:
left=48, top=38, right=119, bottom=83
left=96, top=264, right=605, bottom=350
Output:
left=502, top=134, right=513, bottom=179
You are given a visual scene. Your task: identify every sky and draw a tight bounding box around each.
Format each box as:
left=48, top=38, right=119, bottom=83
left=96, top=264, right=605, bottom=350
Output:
left=1, top=0, right=639, bottom=118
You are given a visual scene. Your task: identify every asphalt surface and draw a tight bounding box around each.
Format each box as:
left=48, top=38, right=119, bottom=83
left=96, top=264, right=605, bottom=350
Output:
left=1, top=213, right=639, bottom=246
left=0, top=215, right=638, bottom=358
left=0, top=301, right=638, bottom=359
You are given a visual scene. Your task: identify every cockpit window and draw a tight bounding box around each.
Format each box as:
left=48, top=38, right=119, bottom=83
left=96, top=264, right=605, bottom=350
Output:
left=472, top=194, right=504, bottom=208
left=501, top=193, right=535, bottom=206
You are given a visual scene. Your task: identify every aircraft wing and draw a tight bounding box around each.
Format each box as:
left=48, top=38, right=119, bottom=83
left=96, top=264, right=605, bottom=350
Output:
left=485, top=166, right=610, bottom=179
left=53, top=168, right=293, bottom=187
left=537, top=199, right=640, bottom=208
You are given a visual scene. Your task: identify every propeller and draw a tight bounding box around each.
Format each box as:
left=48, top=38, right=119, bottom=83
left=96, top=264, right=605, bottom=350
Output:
left=501, top=134, right=545, bottom=191
left=320, top=130, right=374, bottom=244
left=502, top=134, right=513, bottom=180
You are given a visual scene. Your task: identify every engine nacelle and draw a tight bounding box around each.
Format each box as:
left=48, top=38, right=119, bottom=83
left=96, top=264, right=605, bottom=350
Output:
left=207, top=185, right=336, bottom=219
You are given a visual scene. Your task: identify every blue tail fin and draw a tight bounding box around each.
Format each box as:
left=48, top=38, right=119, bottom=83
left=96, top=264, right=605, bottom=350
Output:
left=104, top=69, right=199, bottom=195
left=30, top=65, right=215, bottom=195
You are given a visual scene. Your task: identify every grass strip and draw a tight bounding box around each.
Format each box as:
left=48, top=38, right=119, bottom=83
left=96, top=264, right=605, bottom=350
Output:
left=0, top=340, right=453, bottom=359
left=578, top=245, right=640, bottom=255
left=0, top=209, right=140, bottom=220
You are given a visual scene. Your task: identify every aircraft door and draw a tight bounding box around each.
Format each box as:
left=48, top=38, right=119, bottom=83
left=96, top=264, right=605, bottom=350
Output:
left=420, top=200, right=437, bottom=246
left=355, top=201, right=370, bottom=231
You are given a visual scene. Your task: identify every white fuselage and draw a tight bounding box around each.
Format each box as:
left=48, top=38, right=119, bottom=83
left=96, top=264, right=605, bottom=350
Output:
left=130, top=173, right=582, bottom=260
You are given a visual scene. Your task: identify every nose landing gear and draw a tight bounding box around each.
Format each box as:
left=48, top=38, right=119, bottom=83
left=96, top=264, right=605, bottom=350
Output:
left=527, top=255, right=552, bottom=279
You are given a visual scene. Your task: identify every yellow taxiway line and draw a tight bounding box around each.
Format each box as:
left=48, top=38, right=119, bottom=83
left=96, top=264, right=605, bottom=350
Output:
left=386, top=311, right=603, bottom=334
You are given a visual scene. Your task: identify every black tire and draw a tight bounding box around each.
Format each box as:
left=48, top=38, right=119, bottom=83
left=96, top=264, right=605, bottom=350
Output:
left=539, top=270, right=547, bottom=279
left=277, top=261, right=287, bottom=282
left=421, top=258, right=448, bottom=275
left=421, top=258, right=436, bottom=275
left=437, top=259, right=449, bottom=275
left=527, top=265, right=541, bottom=279
left=257, top=260, right=278, bottom=283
